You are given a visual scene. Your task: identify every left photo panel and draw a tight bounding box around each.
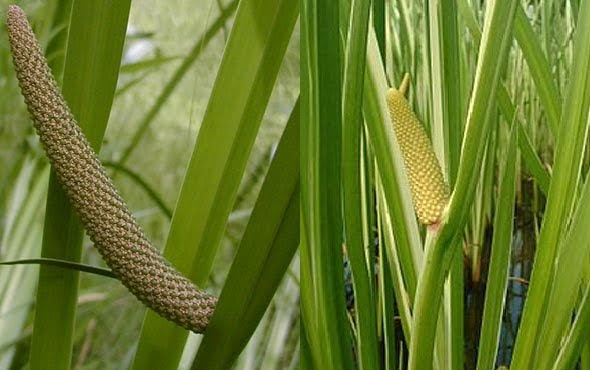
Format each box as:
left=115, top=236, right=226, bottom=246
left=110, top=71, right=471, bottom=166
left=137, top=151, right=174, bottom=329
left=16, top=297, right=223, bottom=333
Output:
left=0, top=1, right=299, bottom=369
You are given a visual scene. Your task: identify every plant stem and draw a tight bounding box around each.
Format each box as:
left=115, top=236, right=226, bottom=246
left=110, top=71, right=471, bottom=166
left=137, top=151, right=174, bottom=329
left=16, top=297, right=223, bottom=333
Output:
left=408, top=233, right=455, bottom=369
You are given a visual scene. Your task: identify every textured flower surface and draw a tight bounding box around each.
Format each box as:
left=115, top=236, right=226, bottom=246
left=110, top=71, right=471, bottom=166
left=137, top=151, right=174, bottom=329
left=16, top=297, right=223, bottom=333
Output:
left=6, top=4, right=216, bottom=333
left=387, top=82, right=449, bottom=225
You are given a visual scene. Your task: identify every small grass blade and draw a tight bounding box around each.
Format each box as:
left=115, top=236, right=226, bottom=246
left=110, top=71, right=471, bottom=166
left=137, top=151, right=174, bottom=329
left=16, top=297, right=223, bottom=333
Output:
left=0, top=258, right=115, bottom=279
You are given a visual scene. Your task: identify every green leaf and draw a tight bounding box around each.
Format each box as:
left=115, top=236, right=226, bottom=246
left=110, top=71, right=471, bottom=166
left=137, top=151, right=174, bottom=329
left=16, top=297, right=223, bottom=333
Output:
left=119, top=55, right=182, bottom=74
left=131, top=0, right=299, bottom=368
left=476, top=124, right=518, bottom=370
left=428, top=2, right=464, bottom=367
left=0, top=258, right=115, bottom=279
left=341, top=0, right=379, bottom=369
left=191, top=99, right=299, bottom=369
left=301, top=0, right=353, bottom=368
left=514, top=5, right=561, bottom=136
left=511, top=0, right=590, bottom=366
left=536, top=155, right=590, bottom=368
left=28, top=2, right=131, bottom=369
left=363, top=29, right=422, bottom=298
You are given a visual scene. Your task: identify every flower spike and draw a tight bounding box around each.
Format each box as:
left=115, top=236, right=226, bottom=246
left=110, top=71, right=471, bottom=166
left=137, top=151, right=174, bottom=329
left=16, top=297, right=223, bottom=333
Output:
left=387, top=74, right=449, bottom=225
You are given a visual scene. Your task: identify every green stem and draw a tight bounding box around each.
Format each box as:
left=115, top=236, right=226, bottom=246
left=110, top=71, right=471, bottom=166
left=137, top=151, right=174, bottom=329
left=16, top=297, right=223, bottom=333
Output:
left=408, top=234, right=454, bottom=369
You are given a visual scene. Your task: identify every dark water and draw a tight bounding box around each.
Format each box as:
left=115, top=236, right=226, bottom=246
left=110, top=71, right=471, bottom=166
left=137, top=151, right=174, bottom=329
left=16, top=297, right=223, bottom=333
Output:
left=465, top=178, right=540, bottom=369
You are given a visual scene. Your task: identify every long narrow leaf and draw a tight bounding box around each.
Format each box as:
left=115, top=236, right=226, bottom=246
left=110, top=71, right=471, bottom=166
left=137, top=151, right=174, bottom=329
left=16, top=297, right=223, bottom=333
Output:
left=132, top=0, right=298, bottom=368
left=191, top=99, right=299, bottom=369
left=28, top=3, right=130, bottom=369
left=511, top=0, right=590, bottom=365
left=301, top=0, right=353, bottom=368
left=476, top=125, right=518, bottom=370
left=364, top=30, right=423, bottom=295
left=513, top=4, right=561, bottom=136
left=341, top=0, right=379, bottom=369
